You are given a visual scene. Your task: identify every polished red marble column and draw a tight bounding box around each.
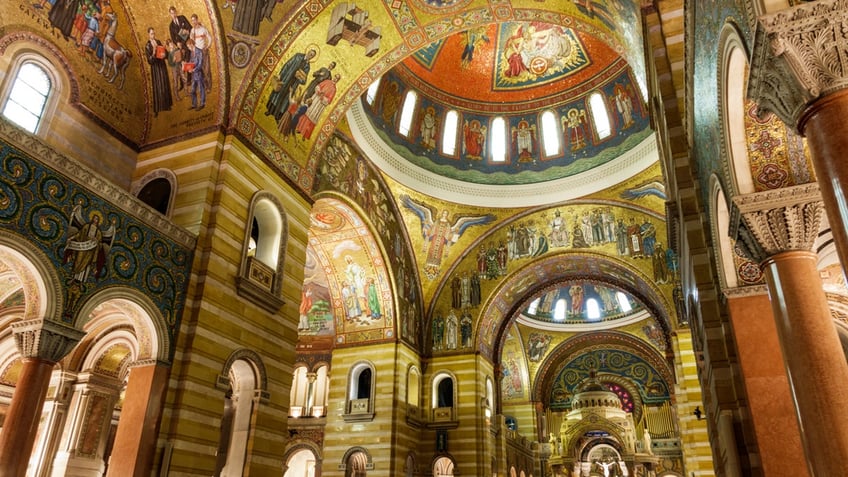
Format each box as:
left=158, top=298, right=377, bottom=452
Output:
left=0, top=357, right=56, bottom=477
left=725, top=291, right=808, bottom=477
left=106, top=362, right=170, bottom=477
left=761, top=251, right=848, bottom=477
left=799, top=89, right=848, bottom=272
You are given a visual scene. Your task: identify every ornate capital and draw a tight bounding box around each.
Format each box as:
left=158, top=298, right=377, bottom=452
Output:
left=730, top=183, right=824, bottom=263
left=11, top=319, right=86, bottom=363
left=748, top=0, right=848, bottom=131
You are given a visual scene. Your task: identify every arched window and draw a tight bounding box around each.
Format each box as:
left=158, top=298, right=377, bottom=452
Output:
left=527, top=298, right=540, bottom=315
left=2, top=60, right=52, bottom=133
left=541, top=110, right=561, bottom=157
left=365, top=77, right=381, bottom=105
left=399, top=90, right=417, bottom=137
left=345, top=362, right=376, bottom=421
left=238, top=192, right=287, bottom=312
left=616, top=292, right=632, bottom=312
left=132, top=169, right=178, bottom=217
left=442, top=110, right=459, bottom=155
left=491, top=117, right=507, bottom=162
left=586, top=299, right=601, bottom=320
left=289, top=366, right=309, bottom=417
left=432, top=372, right=456, bottom=422
left=589, top=92, right=612, bottom=140
left=312, top=364, right=329, bottom=417
left=554, top=299, right=567, bottom=321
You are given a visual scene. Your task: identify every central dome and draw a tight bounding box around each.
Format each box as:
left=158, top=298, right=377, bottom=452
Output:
left=348, top=20, right=657, bottom=207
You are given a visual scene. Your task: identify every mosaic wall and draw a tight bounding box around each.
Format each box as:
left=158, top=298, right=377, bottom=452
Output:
left=0, top=138, right=193, bottom=354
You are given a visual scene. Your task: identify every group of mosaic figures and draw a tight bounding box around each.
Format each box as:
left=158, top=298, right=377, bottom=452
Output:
left=432, top=308, right=473, bottom=351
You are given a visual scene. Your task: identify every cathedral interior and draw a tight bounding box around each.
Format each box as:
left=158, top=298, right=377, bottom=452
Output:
left=0, top=0, right=847, bottom=476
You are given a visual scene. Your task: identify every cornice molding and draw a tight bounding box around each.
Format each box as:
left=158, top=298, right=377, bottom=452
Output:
left=12, top=319, right=86, bottom=363
left=748, top=0, right=848, bottom=132
left=729, top=184, right=824, bottom=263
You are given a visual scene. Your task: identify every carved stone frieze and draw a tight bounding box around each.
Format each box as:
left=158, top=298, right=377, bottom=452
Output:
left=729, top=183, right=824, bottom=263
left=11, top=319, right=86, bottom=363
left=748, top=0, right=848, bottom=131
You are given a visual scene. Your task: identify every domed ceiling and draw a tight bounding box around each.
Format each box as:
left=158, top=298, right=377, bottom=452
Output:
left=350, top=20, right=655, bottom=206
left=519, top=281, right=644, bottom=326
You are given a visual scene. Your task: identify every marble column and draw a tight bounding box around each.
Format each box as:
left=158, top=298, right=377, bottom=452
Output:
left=105, top=360, right=170, bottom=477
left=0, top=319, right=84, bottom=477
left=723, top=288, right=808, bottom=477
left=732, top=184, right=848, bottom=476
left=748, top=0, right=848, bottom=274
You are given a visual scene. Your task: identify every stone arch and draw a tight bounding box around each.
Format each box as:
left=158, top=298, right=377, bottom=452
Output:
left=0, top=229, right=63, bottom=323
left=220, top=348, right=269, bottom=395
left=532, top=331, right=674, bottom=406
left=282, top=439, right=323, bottom=477
left=340, top=445, right=373, bottom=471
left=74, top=286, right=170, bottom=362
left=478, top=251, right=675, bottom=361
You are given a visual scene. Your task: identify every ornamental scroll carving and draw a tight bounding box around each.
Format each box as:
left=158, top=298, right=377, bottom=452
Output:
left=748, top=0, right=848, bottom=132
left=729, top=183, right=823, bottom=263
left=11, top=319, right=86, bottom=363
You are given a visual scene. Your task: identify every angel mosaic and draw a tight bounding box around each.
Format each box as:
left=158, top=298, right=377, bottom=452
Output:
left=63, top=201, right=116, bottom=284
left=401, top=195, right=495, bottom=279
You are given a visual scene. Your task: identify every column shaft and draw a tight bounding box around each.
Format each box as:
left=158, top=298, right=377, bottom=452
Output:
left=801, top=89, right=848, bottom=273
left=106, top=363, right=170, bottom=477
left=762, top=251, right=848, bottom=476
left=725, top=293, right=808, bottom=477
left=0, top=358, right=56, bottom=477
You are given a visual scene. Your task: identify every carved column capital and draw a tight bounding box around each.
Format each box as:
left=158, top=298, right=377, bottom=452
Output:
left=748, top=0, right=848, bottom=132
left=11, top=319, right=85, bottom=363
left=730, top=183, right=824, bottom=263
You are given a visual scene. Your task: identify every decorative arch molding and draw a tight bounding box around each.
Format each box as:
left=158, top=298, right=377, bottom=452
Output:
left=0, top=229, right=63, bottom=322
left=477, top=251, right=675, bottom=360
left=131, top=168, right=178, bottom=217
left=709, top=175, right=742, bottom=290
left=218, top=348, right=269, bottom=398
left=75, top=286, right=170, bottom=363
left=717, top=20, right=754, bottom=197
left=68, top=324, right=137, bottom=378
left=283, top=439, right=323, bottom=465
left=0, top=30, right=81, bottom=105
left=339, top=446, right=374, bottom=471
left=532, top=331, right=674, bottom=404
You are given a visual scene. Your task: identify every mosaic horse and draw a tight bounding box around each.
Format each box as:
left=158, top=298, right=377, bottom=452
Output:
left=97, top=12, right=131, bottom=89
